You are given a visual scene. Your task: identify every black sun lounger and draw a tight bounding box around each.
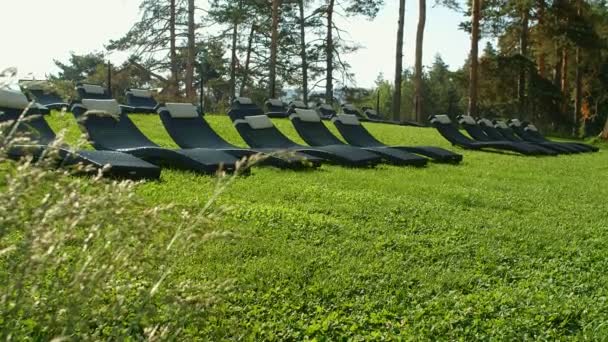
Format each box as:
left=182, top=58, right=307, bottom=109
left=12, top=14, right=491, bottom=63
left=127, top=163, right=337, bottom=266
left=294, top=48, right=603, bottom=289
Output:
left=125, top=89, right=158, bottom=114
left=363, top=107, right=425, bottom=127
left=289, top=100, right=309, bottom=110
left=290, top=109, right=428, bottom=166
left=21, top=81, right=68, bottom=111
left=264, top=99, right=288, bottom=118
left=76, top=83, right=112, bottom=100
left=316, top=103, right=336, bottom=120
left=71, top=99, right=239, bottom=174
left=429, top=114, right=548, bottom=156
left=157, top=102, right=322, bottom=168
left=476, top=118, right=567, bottom=155
left=492, top=120, right=580, bottom=154
left=509, top=119, right=598, bottom=153
left=362, top=107, right=383, bottom=120
left=342, top=103, right=371, bottom=122
left=342, top=103, right=409, bottom=126
left=228, top=97, right=381, bottom=167
left=0, top=89, right=160, bottom=179
left=457, top=115, right=558, bottom=156
left=332, top=114, right=463, bottom=163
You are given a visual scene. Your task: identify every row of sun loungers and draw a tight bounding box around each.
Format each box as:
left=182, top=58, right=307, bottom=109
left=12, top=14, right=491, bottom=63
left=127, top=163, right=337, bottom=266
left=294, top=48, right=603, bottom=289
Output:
left=21, top=81, right=418, bottom=126
left=0, top=87, right=465, bottom=180
left=265, top=99, right=422, bottom=126
left=0, top=89, right=162, bottom=179
left=20, top=82, right=160, bottom=114
left=429, top=115, right=599, bottom=155
left=3, top=81, right=597, bottom=180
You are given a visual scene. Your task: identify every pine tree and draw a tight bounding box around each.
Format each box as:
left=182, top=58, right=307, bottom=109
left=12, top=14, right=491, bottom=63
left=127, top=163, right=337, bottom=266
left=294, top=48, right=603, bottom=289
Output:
left=413, top=0, right=426, bottom=123
left=393, top=0, right=406, bottom=121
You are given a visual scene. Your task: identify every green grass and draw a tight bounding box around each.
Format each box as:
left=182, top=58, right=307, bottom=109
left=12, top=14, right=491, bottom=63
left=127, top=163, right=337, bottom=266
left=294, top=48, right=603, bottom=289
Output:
left=42, top=112, right=608, bottom=338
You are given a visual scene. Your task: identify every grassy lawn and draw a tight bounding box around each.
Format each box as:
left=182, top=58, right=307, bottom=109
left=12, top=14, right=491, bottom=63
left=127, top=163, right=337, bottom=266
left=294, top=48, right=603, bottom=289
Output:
left=31, top=112, right=608, bottom=338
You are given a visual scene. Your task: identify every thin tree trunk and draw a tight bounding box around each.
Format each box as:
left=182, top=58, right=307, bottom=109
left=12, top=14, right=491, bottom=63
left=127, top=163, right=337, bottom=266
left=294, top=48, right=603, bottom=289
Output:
left=413, top=0, right=426, bottom=123
left=574, top=0, right=582, bottom=133
left=299, top=0, right=309, bottom=105
left=230, top=19, right=239, bottom=101
left=553, top=43, right=562, bottom=88
left=468, top=0, right=482, bottom=116
left=240, top=24, right=256, bottom=96
left=601, top=117, right=608, bottom=139
left=561, top=48, right=569, bottom=115
left=325, top=0, right=335, bottom=104
left=169, top=0, right=179, bottom=96
left=518, top=8, right=529, bottom=119
left=574, top=49, right=582, bottom=127
left=537, top=0, right=546, bottom=77
left=269, top=0, right=281, bottom=99
left=393, top=0, right=406, bottom=122
left=185, top=0, right=196, bottom=99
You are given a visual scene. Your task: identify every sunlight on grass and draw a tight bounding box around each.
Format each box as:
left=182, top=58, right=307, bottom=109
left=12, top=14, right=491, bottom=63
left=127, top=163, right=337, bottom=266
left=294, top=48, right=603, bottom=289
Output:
left=8, top=111, right=608, bottom=339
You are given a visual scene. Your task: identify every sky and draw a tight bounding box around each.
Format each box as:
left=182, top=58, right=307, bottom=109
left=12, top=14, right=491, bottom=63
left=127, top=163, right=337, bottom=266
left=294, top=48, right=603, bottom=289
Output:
left=0, top=0, right=477, bottom=88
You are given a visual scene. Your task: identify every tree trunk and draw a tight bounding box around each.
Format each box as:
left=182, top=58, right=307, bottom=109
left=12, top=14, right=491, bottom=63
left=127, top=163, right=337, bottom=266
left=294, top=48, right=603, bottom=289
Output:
left=393, top=0, right=406, bottom=122
left=269, top=0, right=281, bottom=99
left=413, top=0, right=426, bottom=123
left=574, top=0, right=582, bottom=133
left=537, top=0, right=546, bottom=77
left=468, top=0, right=482, bottom=116
left=185, top=0, right=196, bottom=99
left=518, top=8, right=529, bottom=119
left=169, top=0, right=179, bottom=96
left=230, top=20, right=239, bottom=101
left=325, top=0, right=335, bottom=104
left=299, top=0, right=309, bottom=105
left=574, top=52, right=582, bottom=131
left=601, top=117, right=608, bottom=140
left=553, top=43, right=562, bottom=88
left=240, top=24, right=256, bottom=96
left=561, top=47, right=569, bottom=115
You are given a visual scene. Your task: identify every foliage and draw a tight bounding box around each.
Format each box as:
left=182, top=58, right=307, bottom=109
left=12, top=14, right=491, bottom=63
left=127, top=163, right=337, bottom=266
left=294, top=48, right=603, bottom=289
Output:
left=52, top=52, right=106, bottom=82
left=356, top=56, right=465, bottom=122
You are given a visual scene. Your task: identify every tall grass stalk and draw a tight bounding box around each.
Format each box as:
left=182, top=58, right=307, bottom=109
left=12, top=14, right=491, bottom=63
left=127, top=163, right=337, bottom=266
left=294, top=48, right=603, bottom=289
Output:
left=0, top=71, right=260, bottom=339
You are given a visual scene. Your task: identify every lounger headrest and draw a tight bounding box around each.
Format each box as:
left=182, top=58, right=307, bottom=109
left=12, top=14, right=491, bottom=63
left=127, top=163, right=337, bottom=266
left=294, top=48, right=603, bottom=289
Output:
left=130, top=89, right=153, bottom=98
left=0, top=89, right=31, bottom=109
left=318, top=104, right=333, bottom=111
left=342, top=104, right=357, bottom=111
left=365, top=109, right=378, bottom=116
left=458, top=115, right=477, bottom=125
left=292, top=108, right=321, bottom=123
left=509, top=119, right=523, bottom=127
left=334, top=114, right=361, bottom=126
left=82, top=99, right=121, bottom=115
left=266, top=98, right=284, bottom=107
left=494, top=121, right=509, bottom=129
left=81, top=84, right=106, bottom=95
left=244, top=115, right=274, bottom=129
left=430, top=115, right=452, bottom=125
left=525, top=124, right=539, bottom=132
left=290, top=100, right=307, bottom=109
left=165, top=103, right=198, bottom=119
left=235, top=97, right=253, bottom=105
left=477, top=118, right=494, bottom=127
